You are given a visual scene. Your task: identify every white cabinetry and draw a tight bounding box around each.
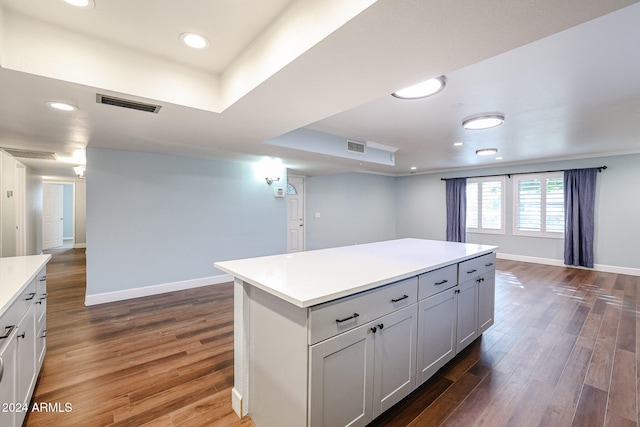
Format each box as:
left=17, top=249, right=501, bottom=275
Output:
left=0, top=262, right=48, bottom=427
left=309, top=304, right=418, bottom=426
left=416, top=287, right=457, bottom=384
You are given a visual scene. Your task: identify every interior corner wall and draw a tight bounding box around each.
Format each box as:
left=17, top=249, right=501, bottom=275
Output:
left=74, top=179, right=86, bottom=245
left=85, top=148, right=287, bottom=297
left=394, top=153, right=640, bottom=270
left=305, top=172, right=396, bottom=250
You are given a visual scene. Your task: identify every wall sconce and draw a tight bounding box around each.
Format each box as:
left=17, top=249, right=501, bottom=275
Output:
left=73, top=166, right=86, bottom=178
left=265, top=176, right=280, bottom=185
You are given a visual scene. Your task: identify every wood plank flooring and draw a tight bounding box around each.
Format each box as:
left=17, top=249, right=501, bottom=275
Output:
left=26, top=248, right=639, bottom=426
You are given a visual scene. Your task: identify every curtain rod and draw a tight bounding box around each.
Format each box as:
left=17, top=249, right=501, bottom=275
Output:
left=441, top=165, right=607, bottom=181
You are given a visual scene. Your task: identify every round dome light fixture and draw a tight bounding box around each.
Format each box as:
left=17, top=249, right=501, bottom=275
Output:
left=476, top=148, right=498, bottom=156
left=46, top=101, right=78, bottom=111
left=180, top=32, right=210, bottom=49
left=62, top=0, right=95, bottom=8
left=392, top=76, right=446, bottom=99
left=462, top=113, right=505, bottom=130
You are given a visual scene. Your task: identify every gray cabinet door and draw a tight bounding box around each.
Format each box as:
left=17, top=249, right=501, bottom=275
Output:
left=416, top=287, right=457, bottom=385
left=456, top=279, right=478, bottom=353
left=372, top=305, right=418, bottom=417
left=309, top=322, right=374, bottom=427
left=478, top=271, right=495, bottom=335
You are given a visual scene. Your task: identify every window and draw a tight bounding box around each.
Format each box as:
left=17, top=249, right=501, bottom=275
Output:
left=466, top=177, right=505, bottom=234
left=513, top=172, right=564, bottom=237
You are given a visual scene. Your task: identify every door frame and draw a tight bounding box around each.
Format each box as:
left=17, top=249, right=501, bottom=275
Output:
left=15, top=163, right=26, bottom=255
left=42, top=180, right=76, bottom=249
left=286, top=174, right=306, bottom=253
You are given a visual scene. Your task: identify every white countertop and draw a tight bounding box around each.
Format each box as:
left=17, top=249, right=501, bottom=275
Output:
left=0, top=254, right=51, bottom=317
left=215, top=238, right=497, bottom=308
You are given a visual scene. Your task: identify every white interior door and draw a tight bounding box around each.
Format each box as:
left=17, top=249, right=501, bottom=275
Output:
left=43, top=183, right=64, bottom=250
left=286, top=176, right=305, bottom=253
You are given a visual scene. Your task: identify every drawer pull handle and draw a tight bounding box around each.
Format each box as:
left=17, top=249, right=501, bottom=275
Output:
left=0, top=325, right=15, bottom=340
left=391, top=295, right=409, bottom=303
left=42, top=330, right=47, bottom=338
left=39, top=276, right=47, bottom=281
left=370, top=326, right=377, bottom=333
left=435, top=280, right=448, bottom=286
left=485, top=263, right=494, bottom=267
left=17, top=332, right=25, bottom=339
left=467, top=269, right=477, bottom=274
left=25, top=292, right=36, bottom=301
left=378, top=323, right=384, bottom=330
left=336, top=313, right=359, bottom=324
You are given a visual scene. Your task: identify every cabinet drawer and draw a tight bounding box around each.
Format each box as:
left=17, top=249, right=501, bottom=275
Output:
left=0, top=279, right=37, bottom=334
left=418, top=265, right=457, bottom=300
left=309, top=277, right=418, bottom=345
left=458, top=252, right=496, bottom=282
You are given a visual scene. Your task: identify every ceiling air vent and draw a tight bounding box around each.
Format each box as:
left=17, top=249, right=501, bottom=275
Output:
left=1, top=148, right=57, bottom=160
left=346, top=140, right=366, bottom=154
left=96, top=94, right=161, bottom=113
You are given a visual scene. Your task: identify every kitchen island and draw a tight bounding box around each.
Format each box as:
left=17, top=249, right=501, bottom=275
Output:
left=215, top=238, right=498, bottom=427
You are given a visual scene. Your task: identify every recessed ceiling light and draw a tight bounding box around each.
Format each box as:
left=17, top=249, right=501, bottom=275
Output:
left=410, top=166, right=417, bottom=170
left=46, top=101, right=78, bottom=111
left=62, top=0, right=95, bottom=9
left=453, top=141, right=464, bottom=147
left=392, top=76, right=446, bottom=99
left=180, top=33, right=210, bottom=49
left=495, top=157, right=503, bottom=160
left=476, top=148, right=498, bottom=156
left=462, top=113, right=505, bottom=130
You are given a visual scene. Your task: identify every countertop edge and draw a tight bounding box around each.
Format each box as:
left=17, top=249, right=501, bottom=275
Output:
left=215, top=245, right=497, bottom=308
left=0, top=254, right=52, bottom=317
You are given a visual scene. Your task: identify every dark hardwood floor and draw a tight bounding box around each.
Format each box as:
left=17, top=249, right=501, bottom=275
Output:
left=26, top=248, right=639, bottom=426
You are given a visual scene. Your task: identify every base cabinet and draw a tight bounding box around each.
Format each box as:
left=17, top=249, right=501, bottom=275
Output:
left=478, top=272, right=495, bottom=334
left=416, top=287, right=457, bottom=384
left=0, top=265, right=47, bottom=427
left=455, top=278, right=479, bottom=353
left=309, top=305, right=418, bottom=427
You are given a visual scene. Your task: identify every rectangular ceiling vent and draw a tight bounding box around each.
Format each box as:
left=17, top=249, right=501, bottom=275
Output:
left=1, top=148, right=57, bottom=160
left=96, top=94, right=161, bottom=113
left=346, top=140, right=366, bottom=154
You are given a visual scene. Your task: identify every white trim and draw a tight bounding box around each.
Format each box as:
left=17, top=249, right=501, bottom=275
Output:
left=497, top=253, right=640, bottom=277
left=84, top=273, right=233, bottom=306
left=73, top=243, right=86, bottom=249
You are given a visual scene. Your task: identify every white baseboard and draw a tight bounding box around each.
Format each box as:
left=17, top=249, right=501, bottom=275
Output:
left=84, top=273, right=233, bottom=306
left=497, top=253, right=640, bottom=277
left=74, top=243, right=87, bottom=249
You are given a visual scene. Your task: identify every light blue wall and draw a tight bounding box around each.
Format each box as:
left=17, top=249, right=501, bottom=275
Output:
left=63, top=184, right=73, bottom=239
left=86, top=148, right=287, bottom=296
left=305, top=172, right=396, bottom=250
left=395, top=153, right=640, bottom=269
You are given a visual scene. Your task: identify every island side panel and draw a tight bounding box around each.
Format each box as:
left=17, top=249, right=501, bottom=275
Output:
left=233, top=278, right=250, bottom=417
left=247, top=283, right=309, bottom=427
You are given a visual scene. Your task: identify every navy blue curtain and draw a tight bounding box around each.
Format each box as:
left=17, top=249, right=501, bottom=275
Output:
left=445, top=178, right=467, bottom=243
left=564, top=168, right=598, bottom=268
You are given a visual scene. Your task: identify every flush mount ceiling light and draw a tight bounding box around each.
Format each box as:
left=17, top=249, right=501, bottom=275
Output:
left=392, top=76, right=446, bottom=99
left=476, top=148, right=498, bottom=156
left=62, top=0, right=95, bottom=8
left=180, top=33, right=210, bottom=49
left=462, top=113, right=505, bottom=130
left=46, top=101, right=78, bottom=111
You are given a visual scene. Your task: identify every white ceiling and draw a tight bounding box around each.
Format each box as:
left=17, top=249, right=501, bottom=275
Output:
left=0, top=0, right=639, bottom=178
